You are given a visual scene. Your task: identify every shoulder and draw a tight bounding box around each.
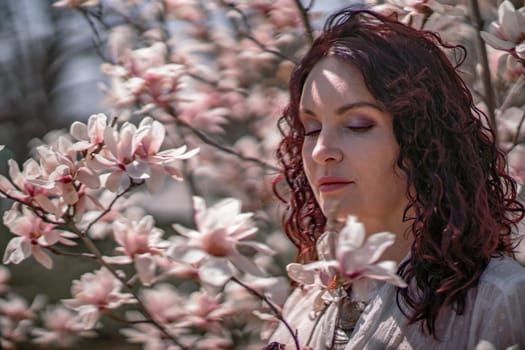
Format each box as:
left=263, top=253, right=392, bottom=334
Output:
left=478, top=255, right=525, bottom=291
left=467, top=257, right=525, bottom=347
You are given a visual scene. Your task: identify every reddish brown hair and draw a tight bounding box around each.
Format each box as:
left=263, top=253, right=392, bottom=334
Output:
left=274, top=9, right=524, bottom=335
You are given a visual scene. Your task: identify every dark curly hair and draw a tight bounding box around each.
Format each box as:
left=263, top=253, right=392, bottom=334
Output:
left=274, top=9, right=525, bottom=336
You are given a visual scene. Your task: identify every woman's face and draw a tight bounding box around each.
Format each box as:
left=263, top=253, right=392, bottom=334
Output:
left=300, top=56, right=409, bottom=235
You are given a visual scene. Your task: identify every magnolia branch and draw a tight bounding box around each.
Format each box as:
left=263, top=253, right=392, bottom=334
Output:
left=173, top=116, right=280, bottom=173
left=225, top=4, right=298, bottom=64
left=469, top=0, right=497, bottom=134
left=76, top=8, right=109, bottom=62
left=230, top=276, right=301, bottom=350
left=82, top=181, right=138, bottom=236
left=293, top=0, right=314, bottom=44
left=0, top=189, right=65, bottom=225
left=64, top=218, right=188, bottom=349
left=506, top=109, right=525, bottom=154
left=46, top=246, right=96, bottom=259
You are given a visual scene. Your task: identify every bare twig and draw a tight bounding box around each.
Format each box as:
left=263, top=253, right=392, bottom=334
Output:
left=106, top=311, right=157, bottom=325
left=293, top=0, right=314, bottom=44
left=226, top=4, right=298, bottom=64
left=46, top=246, right=97, bottom=259
left=230, top=276, right=300, bottom=350
left=186, top=72, right=248, bottom=95
left=77, top=8, right=109, bottom=62
left=175, top=117, right=280, bottom=173
left=82, top=181, right=138, bottom=236
left=505, top=109, right=525, bottom=154
left=469, top=0, right=497, bottom=135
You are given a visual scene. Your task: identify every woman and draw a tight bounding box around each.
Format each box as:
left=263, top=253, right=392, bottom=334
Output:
left=270, top=8, right=525, bottom=350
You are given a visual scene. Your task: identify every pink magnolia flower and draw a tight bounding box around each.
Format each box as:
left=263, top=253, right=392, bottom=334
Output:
left=104, top=215, right=168, bottom=285
left=70, top=113, right=108, bottom=152
left=100, top=63, right=147, bottom=109
left=176, top=92, right=230, bottom=134
left=0, top=293, right=45, bottom=322
left=127, top=42, right=167, bottom=77
left=0, top=158, right=51, bottom=207
left=34, top=143, right=100, bottom=206
left=168, top=196, right=274, bottom=287
left=139, top=283, right=185, bottom=324
left=2, top=206, right=76, bottom=269
left=120, top=311, right=184, bottom=350
left=93, top=117, right=198, bottom=193
left=287, top=216, right=407, bottom=305
left=175, top=289, right=235, bottom=332
left=481, top=1, right=525, bottom=59
left=62, top=267, right=136, bottom=329
left=31, top=305, right=97, bottom=348
left=143, top=64, right=185, bottom=105
left=0, top=317, right=32, bottom=350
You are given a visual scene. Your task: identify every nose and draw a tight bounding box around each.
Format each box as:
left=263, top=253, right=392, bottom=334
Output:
left=311, top=130, right=343, bottom=164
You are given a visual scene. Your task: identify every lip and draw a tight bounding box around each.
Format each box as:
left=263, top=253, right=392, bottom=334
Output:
left=318, top=176, right=354, bottom=193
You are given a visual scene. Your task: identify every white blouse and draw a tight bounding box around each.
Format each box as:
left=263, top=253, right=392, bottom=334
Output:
left=269, top=256, right=525, bottom=349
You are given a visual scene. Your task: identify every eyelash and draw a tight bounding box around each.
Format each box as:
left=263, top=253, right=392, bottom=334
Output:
left=303, top=125, right=373, bottom=137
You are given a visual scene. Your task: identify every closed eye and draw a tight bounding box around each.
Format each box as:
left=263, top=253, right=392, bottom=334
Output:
left=346, top=125, right=373, bottom=132
left=304, top=129, right=321, bottom=137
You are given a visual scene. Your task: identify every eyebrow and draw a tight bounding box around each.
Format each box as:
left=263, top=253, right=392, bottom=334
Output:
left=300, top=101, right=385, bottom=116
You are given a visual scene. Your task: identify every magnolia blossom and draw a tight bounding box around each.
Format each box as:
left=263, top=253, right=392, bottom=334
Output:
left=168, top=196, right=274, bottom=287
left=141, top=64, right=185, bottom=107
left=31, top=305, right=96, bottom=348
left=139, top=284, right=186, bottom=324
left=481, top=1, right=525, bottom=59
left=33, top=138, right=101, bottom=205
left=70, top=113, right=108, bottom=152
left=93, top=117, right=198, bottom=192
left=175, top=289, right=235, bottom=332
left=0, top=318, right=32, bottom=350
left=2, top=207, right=76, bottom=269
left=0, top=293, right=45, bottom=322
left=287, top=216, right=407, bottom=306
left=0, top=158, right=50, bottom=205
left=104, top=215, right=168, bottom=285
left=62, top=267, right=136, bottom=329
left=120, top=321, right=179, bottom=350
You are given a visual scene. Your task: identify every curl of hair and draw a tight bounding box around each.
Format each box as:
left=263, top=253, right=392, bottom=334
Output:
left=273, top=8, right=525, bottom=335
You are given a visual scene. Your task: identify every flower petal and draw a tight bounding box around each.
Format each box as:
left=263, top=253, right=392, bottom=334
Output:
left=286, top=263, right=315, bottom=285
left=135, top=254, right=156, bottom=286
left=199, top=257, right=232, bottom=287
left=32, top=246, right=53, bottom=269
left=3, top=237, right=31, bottom=264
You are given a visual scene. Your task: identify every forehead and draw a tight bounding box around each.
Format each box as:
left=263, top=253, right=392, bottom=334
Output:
left=300, top=56, right=376, bottom=108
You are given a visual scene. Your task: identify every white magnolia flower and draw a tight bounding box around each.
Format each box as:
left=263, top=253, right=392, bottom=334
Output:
left=481, top=1, right=525, bottom=59
left=287, top=216, right=407, bottom=305
left=168, top=196, right=274, bottom=287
